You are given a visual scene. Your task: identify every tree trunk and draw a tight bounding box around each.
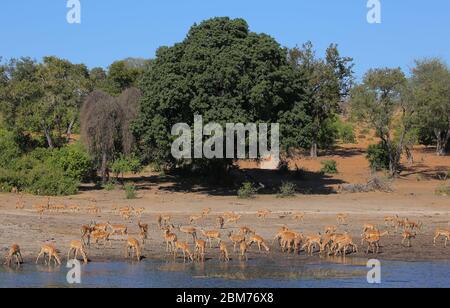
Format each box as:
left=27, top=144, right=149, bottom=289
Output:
left=435, top=129, right=449, bottom=156
left=44, top=128, right=54, bottom=149
left=66, top=119, right=75, bottom=142
left=101, top=152, right=109, bottom=184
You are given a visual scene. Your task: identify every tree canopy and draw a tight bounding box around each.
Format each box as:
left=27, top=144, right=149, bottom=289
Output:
left=133, top=17, right=309, bottom=167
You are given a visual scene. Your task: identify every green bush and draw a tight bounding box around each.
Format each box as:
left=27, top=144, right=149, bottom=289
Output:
left=104, top=182, right=116, bottom=191
left=336, top=122, right=356, bottom=144
left=50, top=143, right=93, bottom=182
left=277, top=181, right=296, bottom=198
left=366, top=142, right=390, bottom=171
left=0, top=129, right=22, bottom=169
left=0, top=141, right=92, bottom=196
left=435, top=185, right=450, bottom=197
left=26, top=162, right=79, bottom=196
left=320, top=160, right=338, bottom=174
left=111, top=155, right=143, bottom=180
left=238, top=182, right=257, bottom=199
left=123, top=183, right=137, bottom=199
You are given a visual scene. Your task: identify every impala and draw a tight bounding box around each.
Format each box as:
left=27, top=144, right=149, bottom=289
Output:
left=195, top=239, right=206, bottom=262
left=126, top=238, right=141, bottom=262
left=36, top=244, right=61, bottom=266
left=201, top=229, right=221, bottom=248
left=219, top=242, right=230, bottom=262
left=248, top=234, right=270, bottom=252
left=67, top=240, right=88, bottom=264
left=173, top=241, right=194, bottom=262
left=4, top=244, right=23, bottom=267
left=433, top=229, right=450, bottom=247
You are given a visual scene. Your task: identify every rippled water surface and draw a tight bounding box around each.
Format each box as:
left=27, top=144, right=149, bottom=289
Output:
left=1, top=258, right=449, bottom=288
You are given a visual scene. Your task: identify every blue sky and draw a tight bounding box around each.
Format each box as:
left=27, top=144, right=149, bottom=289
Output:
left=1, top=0, right=449, bottom=79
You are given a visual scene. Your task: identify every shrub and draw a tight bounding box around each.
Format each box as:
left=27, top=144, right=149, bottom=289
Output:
left=104, top=182, right=116, bottom=191
left=26, top=162, right=79, bottom=196
left=0, top=129, right=22, bottom=169
left=238, top=182, right=257, bottom=199
left=124, top=183, right=137, bottom=199
left=435, top=186, right=450, bottom=197
left=50, top=143, right=93, bottom=182
left=320, top=160, right=338, bottom=174
left=111, top=155, right=143, bottom=180
left=332, top=118, right=356, bottom=144
left=277, top=182, right=296, bottom=198
left=366, top=142, right=390, bottom=171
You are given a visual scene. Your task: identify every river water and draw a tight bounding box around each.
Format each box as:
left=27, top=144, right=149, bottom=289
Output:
left=1, top=258, right=449, bottom=288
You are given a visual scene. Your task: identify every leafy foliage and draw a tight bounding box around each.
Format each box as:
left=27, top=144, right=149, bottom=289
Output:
left=366, top=142, right=391, bottom=171
left=133, top=17, right=309, bottom=167
left=277, top=181, right=296, bottom=198
left=238, top=182, right=257, bottom=199
left=320, top=160, right=338, bottom=174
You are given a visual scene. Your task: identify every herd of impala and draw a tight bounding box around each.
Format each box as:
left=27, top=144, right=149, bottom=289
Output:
left=3, top=199, right=450, bottom=267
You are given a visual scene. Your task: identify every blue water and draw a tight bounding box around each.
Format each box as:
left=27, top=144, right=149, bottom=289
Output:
left=0, top=259, right=449, bottom=288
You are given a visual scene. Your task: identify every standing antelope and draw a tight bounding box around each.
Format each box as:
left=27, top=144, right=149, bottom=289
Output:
left=189, top=214, right=204, bottom=225
left=257, top=210, right=271, bottom=221
left=67, top=240, right=88, bottom=264
left=433, top=229, right=450, bottom=247
left=216, top=216, right=225, bottom=229
left=201, top=229, right=221, bottom=248
left=107, top=222, right=128, bottom=235
left=402, top=230, right=416, bottom=247
left=4, top=244, right=23, bottom=267
left=337, top=213, right=348, bottom=225
left=173, top=241, right=194, bottom=262
left=248, top=234, right=270, bottom=252
left=219, top=242, right=230, bottom=262
left=36, top=244, right=61, bottom=266
left=195, top=239, right=206, bottom=262
left=228, top=232, right=246, bottom=252
left=163, top=229, right=177, bottom=253
left=126, top=238, right=141, bottom=262
left=293, top=212, right=305, bottom=222
left=226, top=215, right=242, bottom=225
left=239, top=241, right=248, bottom=261
left=81, top=225, right=95, bottom=246
left=179, top=226, right=198, bottom=244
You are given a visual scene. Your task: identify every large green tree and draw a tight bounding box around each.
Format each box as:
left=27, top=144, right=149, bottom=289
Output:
left=0, top=58, right=41, bottom=131
left=288, top=42, right=354, bottom=157
left=133, top=17, right=308, bottom=168
left=409, top=58, right=450, bottom=156
left=350, top=68, right=411, bottom=176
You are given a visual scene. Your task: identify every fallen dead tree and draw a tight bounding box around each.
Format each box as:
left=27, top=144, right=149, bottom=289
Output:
left=339, top=176, right=393, bottom=193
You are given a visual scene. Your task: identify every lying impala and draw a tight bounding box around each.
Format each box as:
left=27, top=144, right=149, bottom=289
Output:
left=4, top=244, right=23, bottom=267
left=36, top=244, right=61, bottom=266
left=67, top=240, right=88, bottom=264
